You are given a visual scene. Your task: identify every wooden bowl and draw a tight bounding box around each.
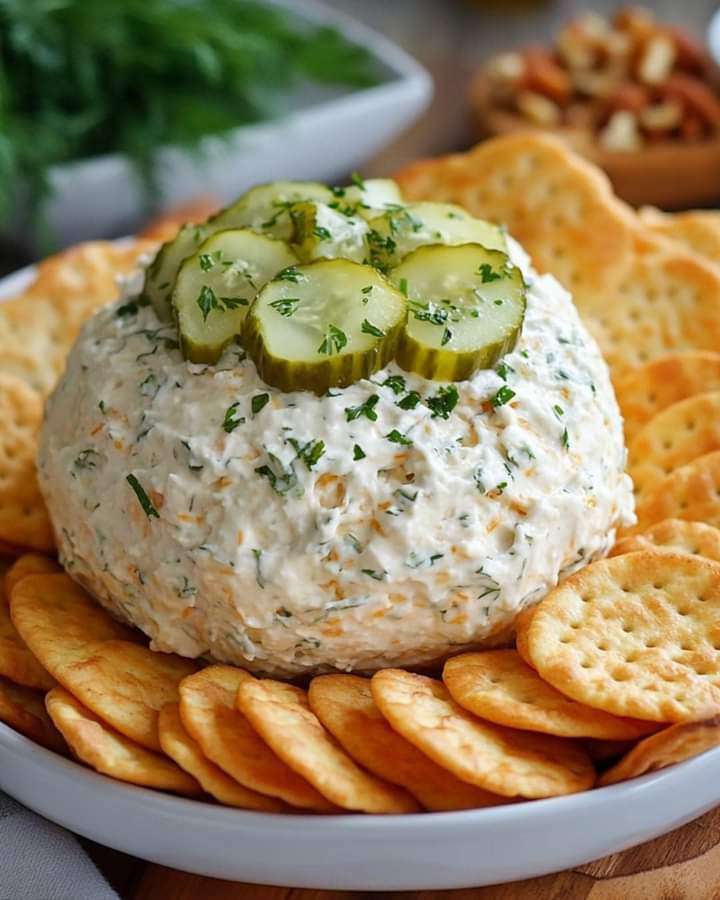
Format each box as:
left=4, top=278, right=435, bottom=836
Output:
left=470, top=74, right=720, bottom=210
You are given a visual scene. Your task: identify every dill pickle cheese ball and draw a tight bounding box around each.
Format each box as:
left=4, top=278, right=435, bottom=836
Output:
left=38, top=240, right=634, bottom=677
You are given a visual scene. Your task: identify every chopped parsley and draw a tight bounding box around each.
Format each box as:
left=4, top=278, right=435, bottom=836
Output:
left=345, top=394, right=379, bottom=422
left=398, top=391, right=421, bottom=410
left=382, top=375, right=406, bottom=395
left=492, top=385, right=516, bottom=407
left=254, top=453, right=299, bottom=496
left=478, top=263, right=502, bottom=283
left=386, top=429, right=413, bottom=446
left=251, top=393, right=270, bottom=416
left=361, top=319, right=384, bottom=338
left=361, top=568, right=386, bottom=581
left=441, top=327, right=452, bottom=346
left=269, top=296, right=301, bottom=317
left=496, top=361, right=513, bottom=381
left=318, top=324, right=347, bottom=356
left=553, top=404, right=565, bottom=419
left=126, top=474, right=159, bottom=519
left=98, top=400, right=107, bottom=414
left=196, top=285, right=247, bottom=321
left=199, top=253, right=215, bottom=272
left=426, top=385, right=459, bottom=419
left=312, top=225, right=332, bottom=241
left=562, top=428, right=570, bottom=449
left=222, top=402, right=245, bottom=433
left=398, top=277, right=408, bottom=296
left=353, top=444, right=366, bottom=460
left=275, top=266, right=303, bottom=283
left=350, top=171, right=366, bottom=190
left=289, top=437, right=326, bottom=470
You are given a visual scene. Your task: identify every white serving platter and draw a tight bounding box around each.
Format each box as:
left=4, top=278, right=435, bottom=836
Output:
left=2, top=264, right=719, bottom=890
left=9, top=0, right=432, bottom=252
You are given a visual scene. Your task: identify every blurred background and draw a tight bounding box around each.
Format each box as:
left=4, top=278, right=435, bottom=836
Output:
left=2, top=0, right=720, bottom=264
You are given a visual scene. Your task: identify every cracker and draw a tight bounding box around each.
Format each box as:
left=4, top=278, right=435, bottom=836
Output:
left=179, top=665, right=333, bottom=811
left=514, top=605, right=537, bottom=668
left=395, top=132, right=634, bottom=301
left=371, top=669, right=594, bottom=799
left=5, top=553, right=61, bottom=599
left=633, top=451, right=720, bottom=534
left=158, top=703, right=288, bottom=811
left=10, top=573, right=139, bottom=651
left=25, top=637, right=197, bottom=751
left=0, top=240, right=155, bottom=397
left=628, top=392, right=720, bottom=499
left=0, top=577, right=54, bottom=691
left=308, top=674, right=505, bottom=811
left=46, top=687, right=201, bottom=795
left=527, top=552, right=720, bottom=722
left=598, top=715, right=720, bottom=786
left=0, top=374, right=54, bottom=551
left=639, top=207, right=720, bottom=263
left=238, top=679, right=419, bottom=814
left=444, top=650, right=657, bottom=740
left=611, top=519, right=720, bottom=563
left=0, top=676, right=64, bottom=751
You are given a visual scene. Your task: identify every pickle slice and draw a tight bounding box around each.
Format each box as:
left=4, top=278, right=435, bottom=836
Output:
left=245, top=259, right=407, bottom=394
left=335, top=178, right=403, bottom=219
left=173, top=229, right=297, bottom=364
left=290, top=201, right=368, bottom=264
left=209, top=181, right=333, bottom=241
left=367, top=202, right=507, bottom=271
left=142, top=223, right=210, bottom=320
left=391, top=244, right=525, bottom=382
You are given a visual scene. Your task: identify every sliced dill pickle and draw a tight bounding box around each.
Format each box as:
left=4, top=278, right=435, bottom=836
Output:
left=245, top=259, right=407, bottom=394
left=142, top=223, right=210, bottom=320
left=366, top=202, right=507, bottom=271
left=391, top=244, right=526, bottom=382
left=173, top=229, right=297, bottom=364
left=290, top=201, right=368, bottom=263
left=335, top=177, right=403, bottom=219
left=209, top=181, right=333, bottom=241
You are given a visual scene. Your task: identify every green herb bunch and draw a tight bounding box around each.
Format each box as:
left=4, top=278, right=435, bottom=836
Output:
left=0, top=0, right=378, bottom=241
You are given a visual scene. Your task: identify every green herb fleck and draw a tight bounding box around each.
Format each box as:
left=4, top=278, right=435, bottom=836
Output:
left=353, top=444, right=366, bottom=460
left=398, top=391, right=421, bottom=410
left=269, top=296, right=301, bottom=317
left=199, top=253, right=215, bottom=272
left=345, top=394, right=379, bottom=422
left=478, top=263, right=502, bottom=283
left=361, top=319, right=384, bottom=338
left=561, top=428, right=570, bottom=449
left=126, top=474, right=159, bottom=519
left=254, top=453, right=299, bottom=497
left=441, top=327, right=452, bottom=346
left=197, top=285, right=220, bottom=321
left=275, top=266, right=303, bottom=283
left=73, top=449, right=100, bottom=471
left=386, top=429, right=413, bottom=446
left=492, top=385, right=516, bottom=407
left=426, top=385, right=459, bottom=419
left=313, top=225, right=332, bottom=241
left=350, top=171, right=366, bottom=190
left=222, top=402, right=245, bottom=433
left=361, top=568, right=386, bottom=581
left=251, top=549, right=265, bottom=589
left=398, top=277, right=408, bottom=296
left=383, top=374, right=406, bottom=395
left=98, top=400, right=107, bottom=414
left=289, top=437, right=326, bottom=470
left=318, top=324, right=347, bottom=356
left=251, top=393, right=270, bottom=416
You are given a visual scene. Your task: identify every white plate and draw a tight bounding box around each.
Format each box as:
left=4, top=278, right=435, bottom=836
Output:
left=10, top=0, right=432, bottom=252
left=2, top=265, right=719, bottom=890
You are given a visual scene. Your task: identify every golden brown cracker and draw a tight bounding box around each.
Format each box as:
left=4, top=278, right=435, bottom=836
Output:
left=46, top=687, right=201, bottom=795
left=611, top=519, right=720, bottom=563
left=158, top=703, right=288, bottom=811
left=371, top=669, right=594, bottom=799
left=179, top=665, right=333, bottom=811
left=443, top=650, right=657, bottom=740
left=633, top=451, right=720, bottom=534
left=308, top=674, right=510, bottom=811
left=527, top=552, right=720, bottom=723
left=0, top=582, right=54, bottom=691
left=0, top=374, right=54, bottom=551
left=514, top=604, right=538, bottom=668
left=628, top=392, right=720, bottom=499
left=5, top=553, right=61, bottom=599
left=0, top=676, right=64, bottom=751
left=639, top=207, right=720, bottom=263
left=238, top=678, right=419, bottom=814
left=598, top=715, right=720, bottom=786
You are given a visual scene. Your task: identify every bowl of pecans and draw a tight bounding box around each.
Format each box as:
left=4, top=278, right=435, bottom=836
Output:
left=470, top=7, right=720, bottom=209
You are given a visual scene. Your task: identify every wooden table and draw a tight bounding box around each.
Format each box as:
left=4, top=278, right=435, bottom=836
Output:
left=81, top=1, right=720, bottom=896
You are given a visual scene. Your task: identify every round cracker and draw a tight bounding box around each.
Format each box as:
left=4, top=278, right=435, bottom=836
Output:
left=629, top=392, right=720, bottom=500
left=0, top=569, right=54, bottom=691
left=611, top=519, right=720, bottom=563
left=633, top=451, right=720, bottom=534
left=158, top=703, right=288, bottom=812
left=616, top=351, right=720, bottom=443
left=0, top=676, right=65, bottom=751
left=239, top=679, right=419, bottom=814
left=46, top=687, right=200, bottom=795
left=598, top=715, right=720, bottom=787
left=25, top=637, right=197, bottom=751
left=514, top=605, right=538, bottom=668
left=308, top=674, right=506, bottom=811
left=527, top=552, right=720, bottom=723
left=5, top=553, right=61, bottom=599
left=371, top=669, right=595, bottom=799
left=179, top=665, right=333, bottom=811
left=444, top=650, right=657, bottom=740
left=10, top=573, right=140, bottom=650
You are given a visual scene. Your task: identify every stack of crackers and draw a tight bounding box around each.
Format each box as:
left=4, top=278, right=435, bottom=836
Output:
left=1, top=136, right=720, bottom=812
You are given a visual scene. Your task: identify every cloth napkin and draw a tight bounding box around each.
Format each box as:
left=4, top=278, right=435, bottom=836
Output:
left=0, top=791, right=119, bottom=900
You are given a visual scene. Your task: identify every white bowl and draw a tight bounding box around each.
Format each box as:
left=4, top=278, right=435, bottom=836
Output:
left=10, top=0, right=432, bottom=252
left=1, top=720, right=719, bottom=890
